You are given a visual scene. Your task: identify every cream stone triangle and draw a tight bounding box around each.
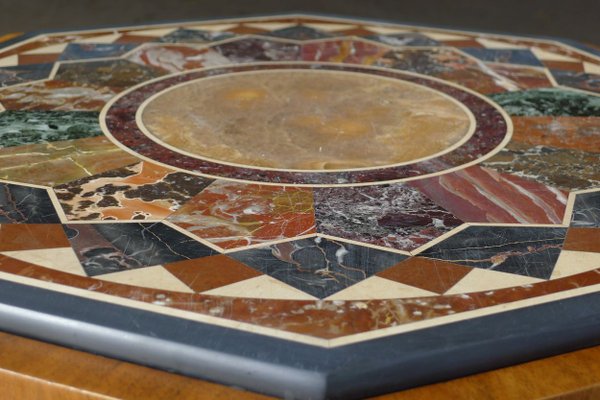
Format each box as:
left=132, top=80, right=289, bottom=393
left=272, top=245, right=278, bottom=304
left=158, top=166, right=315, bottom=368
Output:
left=476, top=38, right=528, bottom=49
left=302, top=23, right=357, bottom=32
left=186, top=24, right=238, bottom=32
left=445, top=268, right=543, bottom=295
left=531, top=47, right=579, bottom=62
left=128, top=28, right=179, bottom=37
left=583, top=62, right=600, bottom=75
left=202, top=275, right=317, bottom=300
left=422, top=32, right=471, bottom=41
left=75, top=33, right=122, bottom=44
left=365, top=26, right=413, bottom=35
left=243, top=22, right=297, bottom=31
left=326, top=276, right=437, bottom=301
left=97, top=265, right=194, bottom=293
left=550, top=250, right=600, bottom=279
left=1, top=247, right=86, bottom=276
left=0, top=55, right=19, bottom=67
left=23, top=43, right=69, bottom=55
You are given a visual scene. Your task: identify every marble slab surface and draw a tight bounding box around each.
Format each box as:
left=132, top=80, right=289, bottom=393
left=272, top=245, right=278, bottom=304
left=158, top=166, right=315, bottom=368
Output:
left=0, top=14, right=598, bottom=399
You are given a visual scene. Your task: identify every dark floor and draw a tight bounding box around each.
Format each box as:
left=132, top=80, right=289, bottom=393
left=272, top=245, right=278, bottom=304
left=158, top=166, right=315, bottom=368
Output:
left=0, top=0, right=599, bottom=44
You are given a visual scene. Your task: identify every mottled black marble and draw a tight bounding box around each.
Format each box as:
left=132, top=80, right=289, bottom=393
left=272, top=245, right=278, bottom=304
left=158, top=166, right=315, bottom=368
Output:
left=54, top=59, right=166, bottom=88
left=156, top=28, right=234, bottom=43
left=229, top=237, right=407, bottom=298
left=0, top=183, right=60, bottom=223
left=364, top=33, right=439, bottom=47
left=0, top=110, right=102, bottom=148
left=571, top=191, right=600, bottom=227
left=489, top=88, right=600, bottom=116
left=419, top=226, right=567, bottom=279
left=64, top=222, right=216, bottom=276
left=59, top=43, right=139, bottom=61
left=267, top=26, right=331, bottom=40
left=212, top=38, right=300, bottom=63
left=461, top=48, right=543, bottom=66
left=0, top=63, right=54, bottom=87
left=314, top=184, right=463, bottom=251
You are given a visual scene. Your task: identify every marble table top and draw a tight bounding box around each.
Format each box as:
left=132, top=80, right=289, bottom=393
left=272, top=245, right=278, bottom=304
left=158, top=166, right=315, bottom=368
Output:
left=0, top=14, right=598, bottom=399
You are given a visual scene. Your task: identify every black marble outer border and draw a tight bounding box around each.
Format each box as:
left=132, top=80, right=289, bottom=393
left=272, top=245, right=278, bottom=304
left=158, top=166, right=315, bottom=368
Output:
left=1, top=278, right=600, bottom=399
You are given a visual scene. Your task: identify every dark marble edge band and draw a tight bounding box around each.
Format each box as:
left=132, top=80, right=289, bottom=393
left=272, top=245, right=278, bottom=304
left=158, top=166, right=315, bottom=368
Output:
left=106, top=63, right=507, bottom=185
left=1, top=278, right=600, bottom=399
left=0, top=12, right=594, bottom=59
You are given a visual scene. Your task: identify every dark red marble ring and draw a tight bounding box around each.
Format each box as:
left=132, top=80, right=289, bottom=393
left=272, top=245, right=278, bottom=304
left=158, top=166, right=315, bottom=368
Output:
left=104, top=63, right=510, bottom=185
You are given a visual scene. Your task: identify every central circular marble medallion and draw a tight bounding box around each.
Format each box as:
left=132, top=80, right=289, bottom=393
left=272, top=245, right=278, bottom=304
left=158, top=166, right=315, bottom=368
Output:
left=104, top=63, right=511, bottom=185
left=139, top=70, right=473, bottom=171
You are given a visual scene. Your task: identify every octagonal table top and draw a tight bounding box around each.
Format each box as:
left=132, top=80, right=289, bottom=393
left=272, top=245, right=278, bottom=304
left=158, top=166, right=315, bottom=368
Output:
left=0, top=13, right=598, bottom=399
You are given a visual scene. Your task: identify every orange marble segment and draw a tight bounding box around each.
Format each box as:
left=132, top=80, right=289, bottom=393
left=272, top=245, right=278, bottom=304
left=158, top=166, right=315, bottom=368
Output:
left=0, top=225, right=70, bottom=251
left=2, top=252, right=600, bottom=339
left=164, top=254, right=263, bottom=292
left=141, top=69, right=472, bottom=170
left=301, top=40, right=388, bottom=64
left=488, top=64, right=554, bottom=89
left=54, top=162, right=207, bottom=221
left=0, top=81, right=119, bottom=111
left=167, top=180, right=316, bottom=249
left=409, top=166, right=568, bottom=224
left=377, top=257, right=472, bottom=294
left=542, top=60, right=585, bottom=72
left=114, top=35, right=155, bottom=44
left=18, top=53, right=61, bottom=65
left=563, top=228, right=600, bottom=253
left=511, top=116, right=600, bottom=151
left=228, top=26, right=267, bottom=35
left=0, top=136, right=140, bottom=187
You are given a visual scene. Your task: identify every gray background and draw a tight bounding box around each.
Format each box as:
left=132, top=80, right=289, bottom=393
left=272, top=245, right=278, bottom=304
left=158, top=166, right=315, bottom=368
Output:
left=0, top=0, right=598, bottom=44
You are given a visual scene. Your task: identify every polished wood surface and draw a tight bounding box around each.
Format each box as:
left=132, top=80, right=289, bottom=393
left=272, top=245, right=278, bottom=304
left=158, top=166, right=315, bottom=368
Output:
left=0, top=330, right=599, bottom=400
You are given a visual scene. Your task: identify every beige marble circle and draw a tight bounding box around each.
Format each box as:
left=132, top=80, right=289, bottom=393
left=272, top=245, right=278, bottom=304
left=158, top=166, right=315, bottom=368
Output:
left=140, top=70, right=473, bottom=171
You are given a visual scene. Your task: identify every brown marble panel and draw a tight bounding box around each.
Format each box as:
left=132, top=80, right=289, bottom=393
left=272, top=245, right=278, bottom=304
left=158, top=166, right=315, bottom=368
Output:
left=377, top=257, right=472, bottom=294
left=18, top=54, right=61, bottom=65
left=0, top=224, right=70, bottom=251
left=511, top=116, right=600, bottom=151
left=542, top=61, right=585, bottom=72
left=0, top=136, right=140, bottom=186
left=164, top=255, right=263, bottom=293
left=563, top=228, right=600, bottom=253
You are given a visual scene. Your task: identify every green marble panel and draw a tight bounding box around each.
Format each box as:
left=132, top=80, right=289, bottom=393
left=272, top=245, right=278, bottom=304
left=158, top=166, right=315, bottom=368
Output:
left=489, top=88, right=600, bottom=116
left=0, top=110, right=102, bottom=148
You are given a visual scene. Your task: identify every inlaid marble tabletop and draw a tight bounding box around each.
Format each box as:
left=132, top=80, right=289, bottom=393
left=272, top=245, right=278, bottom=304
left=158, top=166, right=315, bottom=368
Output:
left=0, top=14, right=598, bottom=400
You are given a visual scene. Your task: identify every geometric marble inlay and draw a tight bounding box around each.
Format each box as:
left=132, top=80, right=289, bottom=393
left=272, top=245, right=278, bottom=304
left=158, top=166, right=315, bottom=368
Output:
left=0, top=13, right=599, bottom=400
left=228, top=237, right=407, bottom=298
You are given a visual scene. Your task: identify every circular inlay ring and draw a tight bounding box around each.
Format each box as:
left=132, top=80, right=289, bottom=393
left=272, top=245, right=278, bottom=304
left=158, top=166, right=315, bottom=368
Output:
left=101, top=62, right=512, bottom=186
